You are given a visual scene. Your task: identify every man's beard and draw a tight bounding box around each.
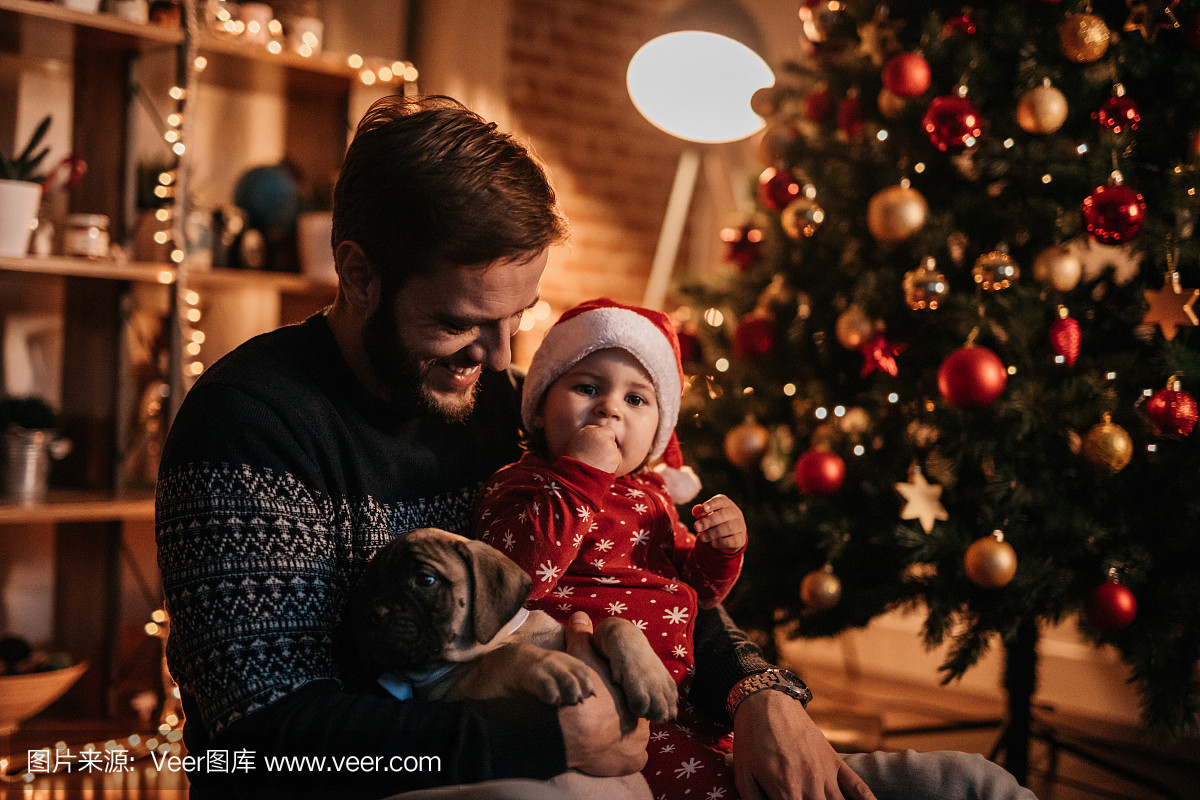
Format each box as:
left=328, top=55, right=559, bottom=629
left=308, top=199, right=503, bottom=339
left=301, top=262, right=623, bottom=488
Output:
left=362, top=301, right=479, bottom=423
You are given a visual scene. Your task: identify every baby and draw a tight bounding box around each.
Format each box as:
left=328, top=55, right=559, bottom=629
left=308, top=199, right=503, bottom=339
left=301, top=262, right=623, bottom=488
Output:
left=473, top=298, right=747, bottom=800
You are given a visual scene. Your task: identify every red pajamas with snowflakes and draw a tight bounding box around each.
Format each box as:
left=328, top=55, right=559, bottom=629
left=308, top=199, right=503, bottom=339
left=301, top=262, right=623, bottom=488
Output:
left=475, top=452, right=744, bottom=799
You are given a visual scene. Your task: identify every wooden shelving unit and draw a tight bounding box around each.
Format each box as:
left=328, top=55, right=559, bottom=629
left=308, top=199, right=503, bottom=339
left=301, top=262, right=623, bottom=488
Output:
left=0, top=490, right=155, bottom=525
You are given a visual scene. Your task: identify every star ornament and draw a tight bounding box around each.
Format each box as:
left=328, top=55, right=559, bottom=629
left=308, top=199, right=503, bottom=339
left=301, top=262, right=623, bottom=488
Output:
left=895, top=467, right=948, bottom=534
left=1143, top=278, right=1199, bottom=341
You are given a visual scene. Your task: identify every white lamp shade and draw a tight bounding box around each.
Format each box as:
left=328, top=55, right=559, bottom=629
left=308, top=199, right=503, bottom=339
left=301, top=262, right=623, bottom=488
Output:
left=627, top=30, right=774, bottom=143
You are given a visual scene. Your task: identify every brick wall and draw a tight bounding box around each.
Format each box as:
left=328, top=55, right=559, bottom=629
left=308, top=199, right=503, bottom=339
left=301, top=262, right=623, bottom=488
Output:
left=506, top=0, right=686, bottom=311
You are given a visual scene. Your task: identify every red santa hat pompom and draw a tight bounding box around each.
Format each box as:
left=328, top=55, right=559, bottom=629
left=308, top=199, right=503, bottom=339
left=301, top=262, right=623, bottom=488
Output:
left=522, top=298, right=702, bottom=503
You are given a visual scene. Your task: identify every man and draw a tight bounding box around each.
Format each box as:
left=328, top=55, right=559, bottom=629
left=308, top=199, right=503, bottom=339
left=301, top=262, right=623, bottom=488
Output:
left=157, top=95, right=1035, bottom=800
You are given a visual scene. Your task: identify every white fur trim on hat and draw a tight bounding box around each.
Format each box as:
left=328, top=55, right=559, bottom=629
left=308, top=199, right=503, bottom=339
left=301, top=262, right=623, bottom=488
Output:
left=522, top=305, right=682, bottom=464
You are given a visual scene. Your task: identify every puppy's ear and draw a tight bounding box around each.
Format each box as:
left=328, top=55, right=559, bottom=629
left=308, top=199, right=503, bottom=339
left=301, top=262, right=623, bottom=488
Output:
left=456, top=540, right=533, bottom=645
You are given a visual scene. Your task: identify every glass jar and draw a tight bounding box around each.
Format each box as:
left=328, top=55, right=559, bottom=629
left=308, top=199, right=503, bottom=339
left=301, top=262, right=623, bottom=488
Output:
left=63, top=214, right=110, bottom=259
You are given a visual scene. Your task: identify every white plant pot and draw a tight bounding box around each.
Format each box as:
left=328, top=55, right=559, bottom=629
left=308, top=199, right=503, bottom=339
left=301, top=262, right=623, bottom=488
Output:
left=0, top=180, right=41, bottom=258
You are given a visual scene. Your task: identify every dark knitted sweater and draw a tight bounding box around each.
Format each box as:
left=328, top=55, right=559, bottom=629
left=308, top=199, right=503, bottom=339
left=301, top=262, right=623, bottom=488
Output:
left=155, top=313, right=771, bottom=798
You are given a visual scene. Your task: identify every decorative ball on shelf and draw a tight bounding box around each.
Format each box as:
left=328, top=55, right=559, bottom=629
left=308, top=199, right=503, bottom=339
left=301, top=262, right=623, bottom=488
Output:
left=794, top=448, right=845, bottom=494
left=1085, top=580, right=1137, bottom=632
left=881, top=52, right=931, bottom=98
left=837, top=93, right=864, bottom=139
left=800, top=565, right=842, bottom=611
left=1144, top=375, right=1198, bottom=437
left=1094, top=94, right=1140, bottom=134
left=734, top=312, right=776, bottom=360
left=923, top=94, right=983, bottom=151
left=781, top=197, right=825, bottom=239
left=877, top=88, right=906, bottom=119
left=972, top=251, right=1020, bottom=291
left=724, top=417, right=770, bottom=469
left=804, top=87, right=833, bottom=122
left=758, top=167, right=804, bottom=212
left=1082, top=413, right=1133, bottom=472
left=835, top=304, right=874, bottom=349
left=938, top=345, right=1007, bottom=409
left=867, top=184, right=928, bottom=243
left=903, top=257, right=949, bottom=310
left=1082, top=180, right=1146, bottom=244
left=1032, top=244, right=1083, bottom=291
left=964, top=530, right=1017, bottom=589
left=1016, top=82, right=1068, bottom=134
left=1049, top=307, right=1081, bottom=366
left=1060, top=13, right=1111, bottom=62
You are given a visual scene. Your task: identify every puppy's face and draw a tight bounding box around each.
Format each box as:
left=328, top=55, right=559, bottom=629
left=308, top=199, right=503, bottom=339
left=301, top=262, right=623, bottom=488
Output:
left=342, top=528, right=533, bottom=679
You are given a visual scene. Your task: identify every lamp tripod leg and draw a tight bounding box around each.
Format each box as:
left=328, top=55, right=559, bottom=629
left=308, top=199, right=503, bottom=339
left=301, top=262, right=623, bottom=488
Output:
left=643, top=147, right=702, bottom=310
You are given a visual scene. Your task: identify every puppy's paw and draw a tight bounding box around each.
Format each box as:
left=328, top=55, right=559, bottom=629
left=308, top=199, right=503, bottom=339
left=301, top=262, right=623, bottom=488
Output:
left=519, top=650, right=595, bottom=707
left=594, top=618, right=679, bottom=722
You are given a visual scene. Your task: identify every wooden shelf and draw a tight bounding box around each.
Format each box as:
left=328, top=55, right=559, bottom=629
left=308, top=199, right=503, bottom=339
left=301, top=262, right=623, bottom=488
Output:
left=0, top=0, right=182, bottom=50
left=0, top=254, right=175, bottom=283
left=0, top=489, right=155, bottom=525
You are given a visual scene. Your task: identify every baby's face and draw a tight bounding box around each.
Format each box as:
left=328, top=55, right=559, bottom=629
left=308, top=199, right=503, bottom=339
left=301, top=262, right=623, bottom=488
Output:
left=538, top=348, right=659, bottom=476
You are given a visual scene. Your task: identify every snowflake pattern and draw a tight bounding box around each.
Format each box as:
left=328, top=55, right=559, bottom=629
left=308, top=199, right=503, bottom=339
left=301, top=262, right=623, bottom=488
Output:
left=660, top=744, right=675, bottom=754
left=557, top=603, right=573, bottom=613
left=664, top=583, right=679, bottom=593
left=606, top=601, right=628, bottom=615
left=551, top=585, right=575, bottom=598
left=663, top=607, right=689, bottom=624
left=650, top=731, right=669, bottom=741
left=591, top=558, right=606, bottom=570
left=501, top=531, right=515, bottom=550
left=632, top=620, right=648, bottom=630
left=633, top=503, right=649, bottom=514
left=675, top=757, right=703, bottom=778
left=594, top=539, right=614, bottom=552
left=535, top=561, right=561, bottom=583
left=625, top=487, right=645, bottom=498
left=577, top=506, right=592, bottom=522
left=631, top=529, right=651, bottom=546
left=595, top=576, right=621, bottom=584
left=672, top=644, right=688, bottom=659
left=707, top=789, right=727, bottom=799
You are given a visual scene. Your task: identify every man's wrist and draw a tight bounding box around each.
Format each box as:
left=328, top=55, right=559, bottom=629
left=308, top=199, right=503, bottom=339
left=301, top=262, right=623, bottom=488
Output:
left=726, top=668, right=812, bottom=720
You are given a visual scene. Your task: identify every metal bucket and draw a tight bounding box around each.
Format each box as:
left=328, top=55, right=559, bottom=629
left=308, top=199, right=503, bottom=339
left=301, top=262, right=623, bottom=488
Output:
left=3, top=426, right=72, bottom=505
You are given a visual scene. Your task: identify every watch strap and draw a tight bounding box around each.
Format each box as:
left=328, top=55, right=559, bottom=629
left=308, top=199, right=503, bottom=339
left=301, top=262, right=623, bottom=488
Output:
left=726, top=668, right=812, bottom=720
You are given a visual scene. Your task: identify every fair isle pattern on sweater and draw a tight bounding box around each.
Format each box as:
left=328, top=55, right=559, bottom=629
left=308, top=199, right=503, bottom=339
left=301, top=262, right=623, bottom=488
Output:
left=157, top=461, right=477, bottom=735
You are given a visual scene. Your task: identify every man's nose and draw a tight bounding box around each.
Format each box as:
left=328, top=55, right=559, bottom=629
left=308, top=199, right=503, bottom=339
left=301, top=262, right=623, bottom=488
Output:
left=471, top=320, right=514, bottom=371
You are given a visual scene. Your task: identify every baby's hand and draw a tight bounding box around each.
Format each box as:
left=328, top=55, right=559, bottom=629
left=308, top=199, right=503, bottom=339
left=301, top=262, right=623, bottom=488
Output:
left=691, top=495, right=747, bottom=554
left=565, top=425, right=621, bottom=473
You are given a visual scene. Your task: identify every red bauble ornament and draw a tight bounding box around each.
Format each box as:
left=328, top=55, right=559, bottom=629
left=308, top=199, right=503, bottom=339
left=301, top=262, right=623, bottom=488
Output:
left=938, top=345, right=1007, bottom=409
left=837, top=94, right=864, bottom=138
left=805, top=88, right=833, bottom=122
left=923, top=95, right=983, bottom=151
left=734, top=313, right=776, bottom=360
left=795, top=448, right=845, bottom=494
left=721, top=222, right=763, bottom=272
left=1081, top=182, right=1146, bottom=244
left=758, top=167, right=803, bottom=211
left=943, top=13, right=977, bottom=36
left=1094, top=95, right=1140, bottom=134
left=882, top=53, right=931, bottom=98
left=1145, top=377, right=1198, bottom=437
left=1049, top=313, right=1081, bottom=366
left=1085, top=581, right=1137, bottom=632
left=677, top=327, right=703, bottom=366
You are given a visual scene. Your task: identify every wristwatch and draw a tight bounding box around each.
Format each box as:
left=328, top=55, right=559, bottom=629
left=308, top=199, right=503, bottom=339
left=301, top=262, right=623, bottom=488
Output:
left=726, top=668, right=812, bottom=720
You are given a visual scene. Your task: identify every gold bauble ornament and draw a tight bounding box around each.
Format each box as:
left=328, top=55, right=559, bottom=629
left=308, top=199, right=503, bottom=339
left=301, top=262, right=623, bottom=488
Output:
left=800, top=565, right=842, bottom=610
left=877, top=87, right=906, bottom=119
left=972, top=251, right=1020, bottom=291
left=1082, top=413, right=1133, bottom=472
left=835, top=304, right=874, bottom=349
left=781, top=197, right=825, bottom=239
left=1016, top=83, right=1068, bottom=134
left=867, top=185, right=928, bottom=243
left=1060, top=13, right=1110, bottom=63
left=964, top=530, right=1017, bottom=589
left=1032, top=245, right=1083, bottom=292
left=724, top=416, right=770, bottom=469
left=903, top=257, right=949, bottom=310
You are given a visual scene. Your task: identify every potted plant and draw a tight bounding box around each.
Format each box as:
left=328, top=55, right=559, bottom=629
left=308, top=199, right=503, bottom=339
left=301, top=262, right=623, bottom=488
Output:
left=0, top=115, right=51, bottom=258
left=0, top=395, right=71, bottom=505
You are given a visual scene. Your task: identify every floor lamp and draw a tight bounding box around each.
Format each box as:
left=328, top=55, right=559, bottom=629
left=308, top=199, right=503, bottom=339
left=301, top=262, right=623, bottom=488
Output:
left=626, top=0, right=775, bottom=310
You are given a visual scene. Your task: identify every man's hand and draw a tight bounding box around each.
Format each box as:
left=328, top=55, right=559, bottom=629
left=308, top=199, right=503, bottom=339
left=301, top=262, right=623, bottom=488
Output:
left=564, top=425, right=621, bottom=473
left=558, top=612, right=650, bottom=776
left=732, top=689, right=876, bottom=800
left=691, top=494, right=748, bottom=554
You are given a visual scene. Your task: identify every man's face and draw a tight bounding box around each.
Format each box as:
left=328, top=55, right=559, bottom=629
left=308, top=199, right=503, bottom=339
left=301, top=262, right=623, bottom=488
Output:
left=363, top=249, right=547, bottom=421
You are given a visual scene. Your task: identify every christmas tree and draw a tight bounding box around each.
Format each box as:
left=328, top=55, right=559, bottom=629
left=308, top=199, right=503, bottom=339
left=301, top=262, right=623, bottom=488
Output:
left=674, top=0, right=1200, bottom=770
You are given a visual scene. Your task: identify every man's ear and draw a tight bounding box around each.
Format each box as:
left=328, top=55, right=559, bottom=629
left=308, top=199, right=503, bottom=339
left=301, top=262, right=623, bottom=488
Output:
left=456, top=539, right=532, bottom=645
left=335, top=240, right=381, bottom=315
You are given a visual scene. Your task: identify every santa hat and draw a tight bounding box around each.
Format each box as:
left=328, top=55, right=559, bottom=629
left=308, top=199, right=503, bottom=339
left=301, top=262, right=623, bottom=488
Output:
left=522, top=298, right=702, bottom=503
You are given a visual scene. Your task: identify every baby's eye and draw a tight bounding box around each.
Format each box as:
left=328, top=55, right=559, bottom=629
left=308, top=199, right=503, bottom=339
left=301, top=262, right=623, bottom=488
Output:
left=626, top=394, right=647, bottom=406
left=573, top=383, right=598, bottom=396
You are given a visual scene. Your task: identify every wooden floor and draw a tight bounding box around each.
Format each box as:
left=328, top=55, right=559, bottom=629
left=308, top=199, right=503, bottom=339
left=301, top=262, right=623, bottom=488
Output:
left=4, top=665, right=1198, bottom=799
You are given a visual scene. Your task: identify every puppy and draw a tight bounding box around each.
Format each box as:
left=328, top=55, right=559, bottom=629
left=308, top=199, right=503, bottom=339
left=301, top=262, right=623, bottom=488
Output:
left=340, top=528, right=678, bottom=800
